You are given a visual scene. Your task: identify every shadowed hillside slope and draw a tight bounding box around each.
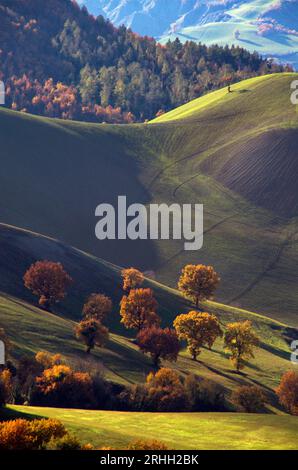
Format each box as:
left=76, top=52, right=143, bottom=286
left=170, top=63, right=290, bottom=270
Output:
left=1, top=73, right=298, bottom=324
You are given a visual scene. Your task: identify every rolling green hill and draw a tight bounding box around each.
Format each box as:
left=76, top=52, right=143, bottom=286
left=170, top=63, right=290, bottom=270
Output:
left=4, top=406, right=298, bottom=450
left=0, top=223, right=296, bottom=403
left=0, top=73, right=298, bottom=326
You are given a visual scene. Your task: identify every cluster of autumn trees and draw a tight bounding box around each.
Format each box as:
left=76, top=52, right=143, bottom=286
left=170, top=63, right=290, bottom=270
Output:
left=1, top=259, right=298, bottom=416
left=5, top=75, right=134, bottom=123
left=0, top=0, right=291, bottom=123
left=21, top=261, right=260, bottom=373
left=118, top=265, right=260, bottom=373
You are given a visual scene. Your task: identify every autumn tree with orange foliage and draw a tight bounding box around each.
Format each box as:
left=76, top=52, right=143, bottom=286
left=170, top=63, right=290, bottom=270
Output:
left=0, top=369, right=13, bottom=406
left=35, top=365, right=95, bottom=408
left=121, top=268, right=144, bottom=291
left=178, top=264, right=220, bottom=307
left=35, top=351, right=62, bottom=369
left=224, top=321, right=259, bottom=371
left=126, top=440, right=169, bottom=450
left=174, top=311, right=222, bottom=361
left=232, top=385, right=266, bottom=412
left=82, top=293, right=112, bottom=323
left=276, top=371, right=298, bottom=415
left=23, top=261, right=72, bottom=309
left=0, top=418, right=66, bottom=450
left=146, top=368, right=188, bottom=411
left=75, top=318, right=109, bottom=354
left=137, top=326, right=180, bottom=367
left=120, top=288, right=160, bottom=332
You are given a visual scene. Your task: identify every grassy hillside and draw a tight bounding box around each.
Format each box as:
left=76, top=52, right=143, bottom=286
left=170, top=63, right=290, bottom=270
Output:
left=1, top=73, right=298, bottom=325
left=0, top=224, right=296, bottom=402
left=5, top=405, right=298, bottom=450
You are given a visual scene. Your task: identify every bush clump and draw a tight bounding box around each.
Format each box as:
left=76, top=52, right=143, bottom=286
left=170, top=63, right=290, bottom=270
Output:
left=0, top=418, right=66, bottom=450
left=231, top=385, right=266, bottom=412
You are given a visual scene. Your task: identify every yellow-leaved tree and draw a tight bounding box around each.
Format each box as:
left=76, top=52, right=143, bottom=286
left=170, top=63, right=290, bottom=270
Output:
left=75, top=318, right=109, bottom=354
left=174, top=311, right=222, bottom=361
left=224, top=321, right=259, bottom=371
left=121, top=268, right=144, bottom=291
left=120, top=288, right=160, bottom=332
left=178, top=264, right=220, bottom=307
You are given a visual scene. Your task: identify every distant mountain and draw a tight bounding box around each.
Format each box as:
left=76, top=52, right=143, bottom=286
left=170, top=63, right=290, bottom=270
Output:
left=78, top=0, right=298, bottom=69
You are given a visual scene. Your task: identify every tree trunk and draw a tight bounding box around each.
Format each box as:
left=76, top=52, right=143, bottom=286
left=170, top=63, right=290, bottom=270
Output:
left=39, top=296, right=51, bottom=312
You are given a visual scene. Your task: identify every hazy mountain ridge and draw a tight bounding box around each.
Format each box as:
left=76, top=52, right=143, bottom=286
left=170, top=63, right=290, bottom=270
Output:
left=78, top=0, right=298, bottom=68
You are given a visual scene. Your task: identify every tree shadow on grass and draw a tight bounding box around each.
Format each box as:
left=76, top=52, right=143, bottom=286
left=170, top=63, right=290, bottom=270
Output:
left=260, top=341, right=290, bottom=361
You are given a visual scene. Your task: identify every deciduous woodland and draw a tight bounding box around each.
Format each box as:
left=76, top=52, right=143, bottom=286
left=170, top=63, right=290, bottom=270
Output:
left=0, top=0, right=290, bottom=123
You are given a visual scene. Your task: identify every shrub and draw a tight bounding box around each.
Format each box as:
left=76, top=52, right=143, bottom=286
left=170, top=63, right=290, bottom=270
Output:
left=91, top=373, right=114, bottom=410
left=117, top=384, right=150, bottom=411
left=276, top=371, right=298, bottom=415
left=126, top=439, right=169, bottom=450
left=14, top=356, right=43, bottom=404
left=146, top=368, right=189, bottom=412
left=184, top=375, right=227, bottom=412
left=35, top=351, right=62, bottom=369
left=33, top=365, right=96, bottom=408
left=48, top=434, right=82, bottom=450
left=118, top=372, right=227, bottom=413
left=232, top=385, right=266, bottom=412
left=0, top=418, right=66, bottom=450
left=0, top=369, right=13, bottom=406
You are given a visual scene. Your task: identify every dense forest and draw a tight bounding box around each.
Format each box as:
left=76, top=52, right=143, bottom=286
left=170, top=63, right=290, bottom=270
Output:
left=0, top=0, right=290, bottom=123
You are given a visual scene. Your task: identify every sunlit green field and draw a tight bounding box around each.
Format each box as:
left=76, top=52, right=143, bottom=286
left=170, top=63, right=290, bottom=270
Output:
left=5, top=405, right=298, bottom=450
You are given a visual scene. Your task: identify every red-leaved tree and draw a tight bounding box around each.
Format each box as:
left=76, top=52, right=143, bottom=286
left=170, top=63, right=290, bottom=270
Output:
left=23, top=261, right=72, bottom=310
left=137, top=326, right=180, bottom=367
